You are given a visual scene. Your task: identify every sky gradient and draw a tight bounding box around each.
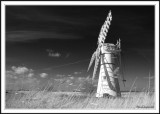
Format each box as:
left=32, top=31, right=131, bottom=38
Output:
left=6, top=6, right=155, bottom=91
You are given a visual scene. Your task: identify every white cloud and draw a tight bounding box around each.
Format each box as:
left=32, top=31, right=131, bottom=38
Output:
left=11, top=66, right=29, bottom=74
left=66, top=79, right=71, bottom=83
left=56, top=74, right=65, bottom=77
left=77, top=77, right=89, bottom=82
left=11, top=66, right=34, bottom=75
left=6, top=70, right=16, bottom=79
left=69, top=83, right=73, bottom=85
left=78, top=77, right=83, bottom=80
left=40, top=73, right=48, bottom=78
left=46, top=49, right=61, bottom=58
left=23, top=77, right=39, bottom=85
left=6, top=66, right=41, bottom=90
left=49, top=52, right=61, bottom=57
left=6, top=74, right=39, bottom=90
left=28, top=73, right=34, bottom=77
left=68, top=74, right=72, bottom=77
left=74, top=71, right=81, bottom=75
left=69, top=77, right=74, bottom=79
left=6, top=66, right=34, bottom=79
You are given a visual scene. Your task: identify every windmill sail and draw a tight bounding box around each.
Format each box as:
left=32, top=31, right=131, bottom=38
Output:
left=92, top=49, right=100, bottom=79
left=88, top=10, right=112, bottom=80
left=87, top=51, right=96, bottom=72
left=98, top=10, right=112, bottom=45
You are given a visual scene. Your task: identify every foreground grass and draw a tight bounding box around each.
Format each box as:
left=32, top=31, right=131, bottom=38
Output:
left=6, top=91, right=155, bottom=109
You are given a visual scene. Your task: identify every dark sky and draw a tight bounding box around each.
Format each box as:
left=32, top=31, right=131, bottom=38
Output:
left=6, top=6, right=155, bottom=91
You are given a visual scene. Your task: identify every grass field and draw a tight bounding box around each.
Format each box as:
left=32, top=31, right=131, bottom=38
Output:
left=6, top=90, right=155, bottom=109
left=5, top=74, right=155, bottom=109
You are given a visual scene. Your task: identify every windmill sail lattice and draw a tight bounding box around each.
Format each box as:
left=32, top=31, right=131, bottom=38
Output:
left=88, top=10, right=112, bottom=80
left=88, top=10, right=123, bottom=97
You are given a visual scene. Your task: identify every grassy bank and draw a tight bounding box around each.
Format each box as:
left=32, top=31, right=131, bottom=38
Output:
left=6, top=90, right=155, bottom=109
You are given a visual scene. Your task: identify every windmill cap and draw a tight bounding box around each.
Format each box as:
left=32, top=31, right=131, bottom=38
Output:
left=102, top=43, right=120, bottom=52
left=103, top=43, right=115, bottom=46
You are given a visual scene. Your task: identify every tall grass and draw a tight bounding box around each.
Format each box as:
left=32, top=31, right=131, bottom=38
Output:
left=5, top=78, right=155, bottom=109
left=6, top=90, right=154, bottom=109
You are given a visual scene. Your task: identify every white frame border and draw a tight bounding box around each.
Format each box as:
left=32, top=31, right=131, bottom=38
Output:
left=1, top=1, right=159, bottom=113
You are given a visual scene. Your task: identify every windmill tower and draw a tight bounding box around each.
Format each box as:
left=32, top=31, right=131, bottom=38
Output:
left=88, top=10, right=124, bottom=97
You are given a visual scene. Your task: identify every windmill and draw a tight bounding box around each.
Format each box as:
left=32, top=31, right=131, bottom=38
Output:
left=88, top=10, right=125, bottom=97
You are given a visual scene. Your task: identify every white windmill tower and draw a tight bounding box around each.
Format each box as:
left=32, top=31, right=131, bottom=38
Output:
left=88, top=10, right=125, bottom=97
